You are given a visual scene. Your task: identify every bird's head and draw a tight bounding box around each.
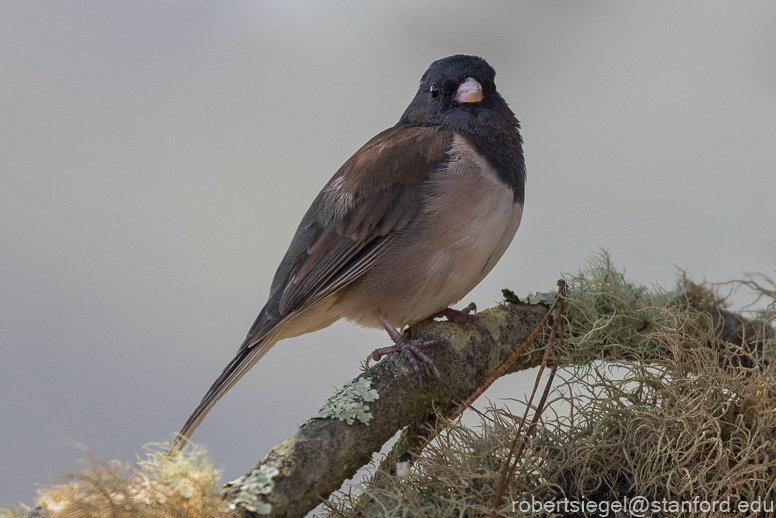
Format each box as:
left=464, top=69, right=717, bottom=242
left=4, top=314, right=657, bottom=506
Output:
left=398, top=54, right=516, bottom=134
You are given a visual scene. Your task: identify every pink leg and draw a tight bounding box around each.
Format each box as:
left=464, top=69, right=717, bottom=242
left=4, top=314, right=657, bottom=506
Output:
left=366, top=312, right=446, bottom=384
left=436, top=302, right=496, bottom=348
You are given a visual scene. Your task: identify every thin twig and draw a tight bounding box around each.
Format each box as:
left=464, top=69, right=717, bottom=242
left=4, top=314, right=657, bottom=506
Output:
left=506, top=327, right=563, bottom=483
left=414, top=291, right=561, bottom=457
left=490, top=280, right=566, bottom=517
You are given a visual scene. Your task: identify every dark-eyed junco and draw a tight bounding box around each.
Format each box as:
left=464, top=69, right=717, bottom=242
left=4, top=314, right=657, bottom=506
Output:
left=170, top=55, right=525, bottom=454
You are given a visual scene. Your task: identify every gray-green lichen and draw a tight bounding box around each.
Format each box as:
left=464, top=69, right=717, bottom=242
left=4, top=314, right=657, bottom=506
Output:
left=224, top=465, right=279, bottom=515
left=523, top=291, right=557, bottom=306
left=314, top=377, right=379, bottom=425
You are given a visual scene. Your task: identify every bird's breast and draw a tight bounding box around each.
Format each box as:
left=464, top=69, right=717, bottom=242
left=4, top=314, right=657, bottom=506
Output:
left=335, top=134, right=523, bottom=328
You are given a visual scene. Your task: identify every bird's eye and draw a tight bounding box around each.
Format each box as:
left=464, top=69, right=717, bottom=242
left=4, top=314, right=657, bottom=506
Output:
left=429, top=84, right=440, bottom=98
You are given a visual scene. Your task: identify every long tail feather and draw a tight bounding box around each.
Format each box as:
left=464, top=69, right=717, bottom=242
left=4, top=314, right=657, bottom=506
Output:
left=166, top=335, right=277, bottom=457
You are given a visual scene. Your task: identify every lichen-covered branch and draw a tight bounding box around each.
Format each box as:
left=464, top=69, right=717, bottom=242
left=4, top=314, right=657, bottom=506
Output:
left=223, top=300, right=550, bottom=518
left=223, top=278, right=771, bottom=518
left=14, top=259, right=772, bottom=518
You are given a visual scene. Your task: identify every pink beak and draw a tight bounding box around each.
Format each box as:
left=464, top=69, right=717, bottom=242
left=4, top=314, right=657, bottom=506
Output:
left=455, top=77, right=483, bottom=103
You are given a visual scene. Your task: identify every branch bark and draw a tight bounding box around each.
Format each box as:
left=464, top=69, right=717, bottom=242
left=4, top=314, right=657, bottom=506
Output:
left=19, top=290, right=768, bottom=518
left=223, top=293, right=769, bottom=518
left=223, top=300, right=552, bottom=517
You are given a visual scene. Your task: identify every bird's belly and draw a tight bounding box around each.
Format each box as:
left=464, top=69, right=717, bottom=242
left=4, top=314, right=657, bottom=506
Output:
left=335, top=157, right=523, bottom=329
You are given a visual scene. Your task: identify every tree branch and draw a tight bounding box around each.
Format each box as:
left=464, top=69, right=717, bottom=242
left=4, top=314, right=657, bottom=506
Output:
left=18, top=284, right=769, bottom=518
left=223, top=291, right=769, bottom=518
left=223, top=300, right=551, bottom=517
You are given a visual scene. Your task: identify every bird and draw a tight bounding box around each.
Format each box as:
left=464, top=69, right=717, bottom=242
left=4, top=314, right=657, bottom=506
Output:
left=169, top=54, right=526, bottom=455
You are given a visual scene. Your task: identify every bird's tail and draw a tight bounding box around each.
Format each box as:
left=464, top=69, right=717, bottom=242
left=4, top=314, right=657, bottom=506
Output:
left=166, top=334, right=278, bottom=458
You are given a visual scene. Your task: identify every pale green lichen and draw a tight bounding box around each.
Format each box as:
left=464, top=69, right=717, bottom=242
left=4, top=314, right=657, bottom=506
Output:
left=523, top=291, right=557, bottom=306
left=314, top=377, right=379, bottom=425
left=225, top=465, right=279, bottom=515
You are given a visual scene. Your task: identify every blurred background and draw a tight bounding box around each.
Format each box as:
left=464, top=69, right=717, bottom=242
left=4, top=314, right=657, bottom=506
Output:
left=1, top=0, right=775, bottom=507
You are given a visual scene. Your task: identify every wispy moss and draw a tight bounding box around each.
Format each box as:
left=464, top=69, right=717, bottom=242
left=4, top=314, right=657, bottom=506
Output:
left=25, top=441, right=235, bottom=518
left=323, top=253, right=776, bottom=517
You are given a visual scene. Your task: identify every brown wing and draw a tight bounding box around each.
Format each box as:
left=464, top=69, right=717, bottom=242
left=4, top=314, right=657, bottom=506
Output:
left=244, top=125, right=452, bottom=348
left=167, top=126, right=452, bottom=456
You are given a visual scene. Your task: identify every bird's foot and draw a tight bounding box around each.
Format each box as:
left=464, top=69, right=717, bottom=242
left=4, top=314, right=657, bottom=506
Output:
left=366, top=312, right=446, bottom=384
left=437, top=302, right=496, bottom=348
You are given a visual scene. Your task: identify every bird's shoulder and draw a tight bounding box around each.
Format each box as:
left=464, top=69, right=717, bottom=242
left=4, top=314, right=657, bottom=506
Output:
left=296, top=125, right=453, bottom=241
left=244, top=125, right=454, bottom=342
left=321, top=125, right=452, bottom=216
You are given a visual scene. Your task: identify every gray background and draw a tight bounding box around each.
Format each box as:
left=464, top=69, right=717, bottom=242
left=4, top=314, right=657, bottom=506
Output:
left=2, top=1, right=775, bottom=507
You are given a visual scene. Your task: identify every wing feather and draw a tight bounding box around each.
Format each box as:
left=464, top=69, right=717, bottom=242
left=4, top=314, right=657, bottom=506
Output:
left=246, top=125, right=452, bottom=347
left=169, top=125, right=452, bottom=455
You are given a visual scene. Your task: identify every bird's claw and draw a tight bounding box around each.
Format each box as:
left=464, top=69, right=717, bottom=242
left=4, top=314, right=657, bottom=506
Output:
left=365, top=337, right=446, bottom=384
left=437, top=302, right=496, bottom=348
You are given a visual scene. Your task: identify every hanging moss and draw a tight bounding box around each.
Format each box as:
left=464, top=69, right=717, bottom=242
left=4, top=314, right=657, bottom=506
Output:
left=322, top=253, right=776, bottom=517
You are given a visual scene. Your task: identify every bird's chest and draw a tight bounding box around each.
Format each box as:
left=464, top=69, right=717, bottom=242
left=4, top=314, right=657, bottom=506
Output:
left=347, top=138, right=523, bottom=327
left=406, top=147, right=520, bottom=287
